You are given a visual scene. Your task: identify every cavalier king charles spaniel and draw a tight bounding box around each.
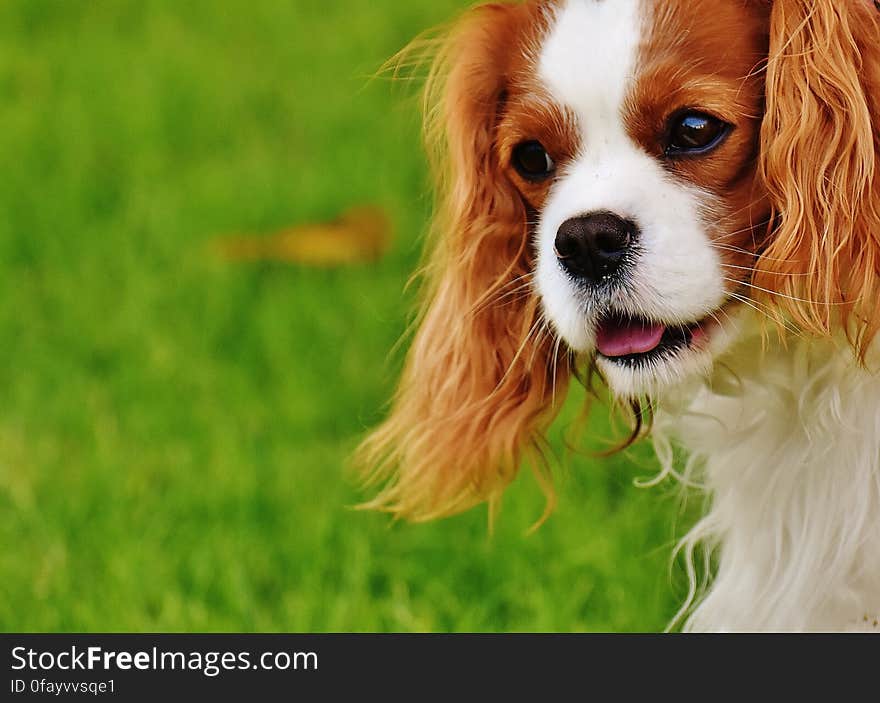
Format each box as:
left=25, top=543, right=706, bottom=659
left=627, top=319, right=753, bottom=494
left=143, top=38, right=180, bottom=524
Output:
left=359, top=0, right=880, bottom=632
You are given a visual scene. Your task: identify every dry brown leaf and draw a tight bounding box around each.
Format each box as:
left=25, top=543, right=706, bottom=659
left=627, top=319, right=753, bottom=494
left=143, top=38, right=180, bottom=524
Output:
left=213, top=205, right=393, bottom=267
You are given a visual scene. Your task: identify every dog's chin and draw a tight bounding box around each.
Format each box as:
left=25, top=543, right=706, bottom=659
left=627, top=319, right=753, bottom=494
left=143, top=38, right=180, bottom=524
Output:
left=589, top=308, right=738, bottom=399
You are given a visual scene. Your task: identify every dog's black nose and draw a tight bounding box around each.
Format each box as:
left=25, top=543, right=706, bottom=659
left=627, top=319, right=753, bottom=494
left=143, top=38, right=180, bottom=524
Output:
left=555, top=212, right=637, bottom=282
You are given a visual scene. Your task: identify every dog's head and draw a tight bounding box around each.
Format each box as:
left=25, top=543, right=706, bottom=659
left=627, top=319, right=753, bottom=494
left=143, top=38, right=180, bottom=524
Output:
left=360, top=0, right=880, bottom=519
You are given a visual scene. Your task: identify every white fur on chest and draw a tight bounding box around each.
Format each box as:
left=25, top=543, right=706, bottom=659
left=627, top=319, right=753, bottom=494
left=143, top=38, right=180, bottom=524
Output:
left=653, top=318, right=880, bottom=632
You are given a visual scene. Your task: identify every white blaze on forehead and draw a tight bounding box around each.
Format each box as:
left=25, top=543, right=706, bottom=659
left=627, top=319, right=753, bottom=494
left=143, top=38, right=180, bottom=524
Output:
left=538, top=0, right=644, bottom=134
left=536, top=0, right=653, bottom=227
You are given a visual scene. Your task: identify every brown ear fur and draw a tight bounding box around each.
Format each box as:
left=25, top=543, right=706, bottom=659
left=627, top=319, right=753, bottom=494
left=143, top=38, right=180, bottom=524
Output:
left=357, top=3, right=571, bottom=522
left=755, top=0, right=880, bottom=354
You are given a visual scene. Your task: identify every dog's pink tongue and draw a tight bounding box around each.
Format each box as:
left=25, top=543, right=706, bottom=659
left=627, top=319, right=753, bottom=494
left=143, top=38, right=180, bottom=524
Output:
left=596, top=317, right=665, bottom=357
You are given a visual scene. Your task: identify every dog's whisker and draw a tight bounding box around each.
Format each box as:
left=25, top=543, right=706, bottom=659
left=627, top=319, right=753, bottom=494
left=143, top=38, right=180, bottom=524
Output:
left=722, top=277, right=848, bottom=307
left=720, top=262, right=811, bottom=276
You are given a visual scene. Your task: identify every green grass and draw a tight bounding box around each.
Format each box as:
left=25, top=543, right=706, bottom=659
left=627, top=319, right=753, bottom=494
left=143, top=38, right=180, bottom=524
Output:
left=0, top=0, right=693, bottom=632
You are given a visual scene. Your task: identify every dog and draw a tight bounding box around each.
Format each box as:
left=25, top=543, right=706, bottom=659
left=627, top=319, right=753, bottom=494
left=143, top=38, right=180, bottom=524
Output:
left=359, top=0, right=880, bottom=632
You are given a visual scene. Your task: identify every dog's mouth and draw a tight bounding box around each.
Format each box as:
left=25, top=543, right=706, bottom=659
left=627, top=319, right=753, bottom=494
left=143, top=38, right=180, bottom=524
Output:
left=595, top=312, right=712, bottom=366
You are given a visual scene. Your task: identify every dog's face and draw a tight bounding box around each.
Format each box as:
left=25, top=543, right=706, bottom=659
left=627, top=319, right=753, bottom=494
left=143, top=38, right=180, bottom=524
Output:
left=360, top=0, right=880, bottom=520
left=516, top=0, right=770, bottom=396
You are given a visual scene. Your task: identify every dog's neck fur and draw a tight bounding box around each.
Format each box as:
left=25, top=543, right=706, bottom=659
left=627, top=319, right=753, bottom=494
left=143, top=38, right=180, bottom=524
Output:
left=653, top=312, right=880, bottom=632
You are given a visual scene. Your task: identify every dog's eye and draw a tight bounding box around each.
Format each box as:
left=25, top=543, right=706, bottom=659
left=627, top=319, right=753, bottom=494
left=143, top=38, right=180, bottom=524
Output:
left=666, top=112, right=729, bottom=156
left=512, top=141, right=555, bottom=180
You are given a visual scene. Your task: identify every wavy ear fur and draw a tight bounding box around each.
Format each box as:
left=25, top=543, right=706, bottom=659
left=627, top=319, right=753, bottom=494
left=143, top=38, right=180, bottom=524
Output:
left=756, top=0, right=880, bottom=355
left=357, top=3, right=570, bottom=522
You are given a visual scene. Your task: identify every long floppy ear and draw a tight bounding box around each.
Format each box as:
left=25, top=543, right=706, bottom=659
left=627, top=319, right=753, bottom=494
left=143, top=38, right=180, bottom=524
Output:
left=357, top=3, right=571, bottom=522
left=755, top=0, right=880, bottom=354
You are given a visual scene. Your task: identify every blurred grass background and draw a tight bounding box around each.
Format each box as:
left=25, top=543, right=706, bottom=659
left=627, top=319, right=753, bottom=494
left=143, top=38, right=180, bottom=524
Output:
left=0, top=0, right=693, bottom=632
